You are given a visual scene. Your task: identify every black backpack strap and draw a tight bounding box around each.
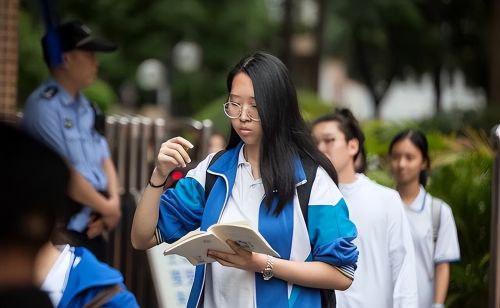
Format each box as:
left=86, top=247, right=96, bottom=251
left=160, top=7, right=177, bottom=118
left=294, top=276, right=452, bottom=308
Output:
left=297, top=157, right=336, bottom=308
left=204, top=150, right=226, bottom=201
left=297, top=156, right=318, bottom=227
left=205, top=152, right=318, bottom=213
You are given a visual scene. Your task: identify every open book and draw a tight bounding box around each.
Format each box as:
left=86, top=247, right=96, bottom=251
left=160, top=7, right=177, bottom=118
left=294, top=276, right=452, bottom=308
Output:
left=163, top=221, right=280, bottom=266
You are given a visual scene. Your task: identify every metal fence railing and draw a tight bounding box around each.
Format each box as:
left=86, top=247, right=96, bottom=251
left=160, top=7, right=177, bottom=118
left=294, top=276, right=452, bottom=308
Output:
left=104, top=114, right=213, bottom=307
left=489, top=124, right=500, bottom=308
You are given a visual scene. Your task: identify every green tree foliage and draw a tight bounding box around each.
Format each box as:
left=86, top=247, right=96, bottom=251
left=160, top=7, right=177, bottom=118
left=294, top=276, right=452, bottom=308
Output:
left=324, top=0, right=426, bottom=117
left=17, top=9, right=47, bottom=104
left=323, top=0, right=492, bottom=115
left=428, top=153, right=491, bottom=307
left=27, top=0, right=276, bottom=116
left=417, top=106, right=500, bottom=136
left=414, top=0, right=490, bottom=111
left=83, top=79, right=119, bottom=113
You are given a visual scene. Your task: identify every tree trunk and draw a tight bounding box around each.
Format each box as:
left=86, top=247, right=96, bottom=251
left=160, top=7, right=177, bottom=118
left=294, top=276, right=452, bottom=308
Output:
left=310, top=0, right=327, bottom=92
left=433, top=66, right=442, bottom=114
left=372, top=96, right=382, bottom=119
left=353, top=28, right=392, bottom=119
left=281, top=0, right=294, bottom=68
left=490, top=0, right=500, bottom=106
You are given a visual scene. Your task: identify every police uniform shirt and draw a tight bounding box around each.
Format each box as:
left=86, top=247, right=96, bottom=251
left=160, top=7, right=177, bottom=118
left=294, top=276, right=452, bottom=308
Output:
left=22, top=78, right=111, bottom=231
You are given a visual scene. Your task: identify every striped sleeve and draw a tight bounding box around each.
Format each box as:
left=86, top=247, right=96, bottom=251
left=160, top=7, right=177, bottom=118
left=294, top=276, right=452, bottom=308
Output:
left=335, top=264, right=355, bottom=280
left=154, top=227, right=164, bottom=245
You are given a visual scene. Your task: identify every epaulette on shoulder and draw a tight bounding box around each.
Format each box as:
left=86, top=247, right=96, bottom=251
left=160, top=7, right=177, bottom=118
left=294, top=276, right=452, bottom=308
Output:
left=40, top=86, right=59, bottom=99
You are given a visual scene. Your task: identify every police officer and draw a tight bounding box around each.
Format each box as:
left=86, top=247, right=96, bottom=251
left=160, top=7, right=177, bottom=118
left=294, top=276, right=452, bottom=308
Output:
left=22, top=20, right=121, bottom=262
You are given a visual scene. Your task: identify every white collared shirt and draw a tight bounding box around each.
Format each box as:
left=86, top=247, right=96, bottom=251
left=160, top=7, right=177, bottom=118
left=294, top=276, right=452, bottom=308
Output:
left=204, top=145, right=264, bottom=308
left=40, top=245, right=75, bottom=307
left=404, top=186, right=460, bottom=308
left=336, top=174, right=418, bottom=308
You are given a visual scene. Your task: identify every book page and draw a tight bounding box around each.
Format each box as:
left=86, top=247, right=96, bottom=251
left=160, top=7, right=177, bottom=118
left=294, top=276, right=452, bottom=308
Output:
left=209, top=223, right=280, bottom=257
left=163, top=233, right=234, bottom=266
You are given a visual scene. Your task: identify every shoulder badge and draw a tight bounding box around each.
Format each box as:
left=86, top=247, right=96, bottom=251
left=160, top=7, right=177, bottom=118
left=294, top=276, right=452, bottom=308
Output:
left=40, top=86, right=59, bottom=99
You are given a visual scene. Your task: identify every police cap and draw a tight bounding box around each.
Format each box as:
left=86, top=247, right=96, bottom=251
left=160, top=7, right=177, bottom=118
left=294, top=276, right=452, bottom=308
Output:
left=42, top=20, right=117, bottom=53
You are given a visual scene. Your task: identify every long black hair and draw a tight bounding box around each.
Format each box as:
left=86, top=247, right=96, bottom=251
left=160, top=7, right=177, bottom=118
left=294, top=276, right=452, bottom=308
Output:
left=388, top=129, right=430, bottom=187
left=311, top=108, right=367, bottom=173
left=225, top=52, right=338, bottom=215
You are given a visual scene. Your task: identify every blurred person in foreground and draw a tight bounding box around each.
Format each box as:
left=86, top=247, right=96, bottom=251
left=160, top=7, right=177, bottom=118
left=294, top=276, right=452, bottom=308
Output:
left=388, top=130, right=460, bottom=308
left=311, top=109, right=418, bottom=308
left=22, top=20, right=121, bottom=262
left=0, top=122, right=67, bottom=307
left=0, top=122, right=138, bottom=307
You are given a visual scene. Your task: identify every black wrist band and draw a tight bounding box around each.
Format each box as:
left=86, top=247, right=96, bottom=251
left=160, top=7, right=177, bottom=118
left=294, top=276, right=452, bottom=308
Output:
left=148, top=177, right=168, bottom=188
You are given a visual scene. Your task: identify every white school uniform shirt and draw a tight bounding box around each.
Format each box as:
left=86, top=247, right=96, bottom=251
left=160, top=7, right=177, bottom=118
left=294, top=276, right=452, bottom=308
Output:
left=40, top=245, right=75, bottom=307
left=203, top=146, right=263, bottom=308
left=405, top=186, right=460, bottom=308
left=336, top=174, right=418, bottom=308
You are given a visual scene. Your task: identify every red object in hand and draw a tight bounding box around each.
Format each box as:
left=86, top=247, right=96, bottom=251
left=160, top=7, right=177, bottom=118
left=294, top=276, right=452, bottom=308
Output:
left=171, top=170, right=185, bottom=181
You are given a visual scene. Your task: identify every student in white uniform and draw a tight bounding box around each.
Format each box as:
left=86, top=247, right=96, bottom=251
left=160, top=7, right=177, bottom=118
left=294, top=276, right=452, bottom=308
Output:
left=311, top=109, right=418, bottom=308
left=388, top=129, right=460, bottom=308
left=35, top=241, right=138, bottom=308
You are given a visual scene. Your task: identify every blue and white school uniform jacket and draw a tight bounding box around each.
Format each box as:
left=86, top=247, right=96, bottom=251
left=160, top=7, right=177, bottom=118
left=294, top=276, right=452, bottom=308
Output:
left=59, top=247, right=139, bottom=308
left=155, top=143, right=358, bottom=308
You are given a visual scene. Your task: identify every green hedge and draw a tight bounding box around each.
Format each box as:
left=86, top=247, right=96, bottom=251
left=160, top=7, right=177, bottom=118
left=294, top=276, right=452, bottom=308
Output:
left=83, top=79, right=119, bottom=114
left=428, top=153, right=492, bottom=307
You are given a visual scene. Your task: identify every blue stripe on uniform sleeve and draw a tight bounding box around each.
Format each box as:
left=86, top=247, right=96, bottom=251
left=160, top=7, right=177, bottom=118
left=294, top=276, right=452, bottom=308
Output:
left=308, top=199, right=358, bottom=267
left=157, top=177, right=205, bottom=243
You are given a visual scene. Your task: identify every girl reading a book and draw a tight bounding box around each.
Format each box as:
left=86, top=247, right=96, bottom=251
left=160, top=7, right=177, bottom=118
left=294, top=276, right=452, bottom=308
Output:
left=131, top=52, right=358, bottom=308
